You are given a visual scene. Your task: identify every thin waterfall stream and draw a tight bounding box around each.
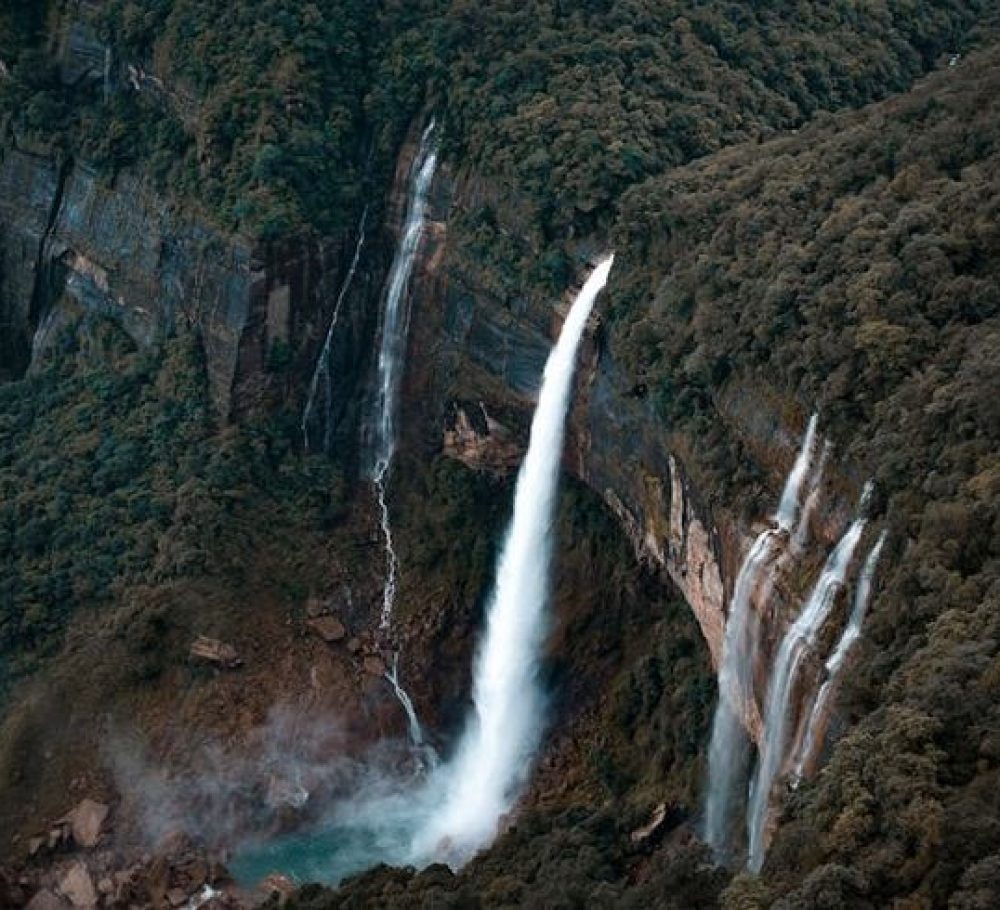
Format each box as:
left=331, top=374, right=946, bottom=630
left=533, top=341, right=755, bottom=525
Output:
left=364, top=121, right=438, bottom=748
left=301, top=205, right=369, bottom=453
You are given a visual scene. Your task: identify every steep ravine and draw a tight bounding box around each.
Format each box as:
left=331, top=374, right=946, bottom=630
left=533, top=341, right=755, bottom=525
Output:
left=0, top=114, right=864, bottom=756
left=393, top=147, right=864, bottom=749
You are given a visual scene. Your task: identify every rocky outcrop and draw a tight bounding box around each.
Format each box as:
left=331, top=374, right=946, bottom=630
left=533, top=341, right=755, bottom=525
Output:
left=0, top=147, right=379, bottom=420
left=0, top=149, right=65, bottom=378
left=60, top=800, right=109, bottom=850
left=56, top=863, right=96, bottom=908
left=442, top=401, right=523, bottom=473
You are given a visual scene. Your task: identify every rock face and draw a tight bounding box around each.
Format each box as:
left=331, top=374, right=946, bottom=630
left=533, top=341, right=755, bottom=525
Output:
left=0, top=149, right=376, bottom=421
left=442, top=402, right=523, bottom=472
left=396, top=160, right=735, bottom=665
left=0, top=149, right=64, bottom=379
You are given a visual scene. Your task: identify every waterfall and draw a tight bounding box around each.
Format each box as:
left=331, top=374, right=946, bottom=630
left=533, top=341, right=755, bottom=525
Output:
left=775, top=415, right=819, bottom=532
left=747, top=481, right=873, bottom=873
left=301, top=205, right=369, bottom=453
left=703, top=415, right=821, bottom=861
left=703, top=530, right=776, bottom=860
left=791, top=442, right=829, bottom=555
left=413, top=255, right=615, bottom=864
left=386, top=652, right=431, bottom=761
left=791, top=530, right=887, bottom=781
left=361, top=121, right=437, bottom=747
left=367, top=120, right=438, bottom=481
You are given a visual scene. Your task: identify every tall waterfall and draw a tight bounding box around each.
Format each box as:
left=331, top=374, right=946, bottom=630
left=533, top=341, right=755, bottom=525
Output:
left=362, top=122, right=438, bottom=747
left=413, top=255, right=615, bottom=864
left=747, top=482, right=872, bottom=872
left=301, top=205, right=369, bottom=453
left=704, top=415, right=820, bottom=860
left=367, top=120, right=438, bottom=481
left=791, top=530, right=887, bottom=780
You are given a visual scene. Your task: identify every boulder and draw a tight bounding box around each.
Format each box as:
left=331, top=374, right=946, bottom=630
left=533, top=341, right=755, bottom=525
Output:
left=57, top=862, right=97, bottom=908
left=189, top=636, right=242, bottom=669
left=305, top=615, right=346, bottom=643
left=260, top=874, right=296, bottom=906
left=630, top=802, right=669, bottom=845
left=26, top=890, right=69, bottom=910
left=61, top=799, right=109, bottom=848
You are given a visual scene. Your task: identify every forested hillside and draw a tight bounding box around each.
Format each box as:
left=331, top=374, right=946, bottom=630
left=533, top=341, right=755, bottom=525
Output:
left=605, top=46, right=1000, bottom=907
left=1, top=1, right=986, bottom=239
left=1, top=2, right=999, bottom=908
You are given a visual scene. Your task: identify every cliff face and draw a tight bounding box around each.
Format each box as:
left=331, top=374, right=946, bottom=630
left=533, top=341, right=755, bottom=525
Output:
left=0, top=147, right=379, bottom=420
left=386, top=152, right=870, bottom=750
left=0, top=116, right=856, bottom=753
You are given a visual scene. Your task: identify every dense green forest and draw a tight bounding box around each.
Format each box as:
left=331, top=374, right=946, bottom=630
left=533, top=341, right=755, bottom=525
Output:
left=603, top=46, right=1000, bottom=906
left=0, top=0, right=987, bottom=239
left=0, top=321, right=343, bottom=693
left=2, top=1, right=1000, bottom=908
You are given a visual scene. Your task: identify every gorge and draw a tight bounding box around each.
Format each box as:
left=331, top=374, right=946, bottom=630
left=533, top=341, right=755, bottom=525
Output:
left=1, top=3, right=999, bottom=908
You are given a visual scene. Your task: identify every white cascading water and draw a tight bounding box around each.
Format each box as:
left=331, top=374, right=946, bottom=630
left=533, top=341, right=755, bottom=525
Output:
left=792, top=442, right=829, bottom=555
left=369, top=120, right=437, bottom=630
left=791, top=530, right=887, bottom=781
left=775, top=415, right=819, bottom=532
left=386, top=653, right=428, bottom=754
left=412, top=255, right=615, bottom=864
left=359, top=122, right=437, bottom=748
left=703, top=414, right=820, bottom=860
left=368, top=120, right=438, bottom=482
left=747, top=481, right=873, bottom=872
left=301, top=205, right=369, bottom=453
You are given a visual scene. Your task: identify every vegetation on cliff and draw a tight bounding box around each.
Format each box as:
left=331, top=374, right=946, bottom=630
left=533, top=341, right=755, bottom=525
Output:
left=1, top=2, right=999, bottom=908
left=606, top=45, right=1000, bottom=906
left=0, top=319, right=343, bottom=694
left=0, top=0, right=987, bottom=241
